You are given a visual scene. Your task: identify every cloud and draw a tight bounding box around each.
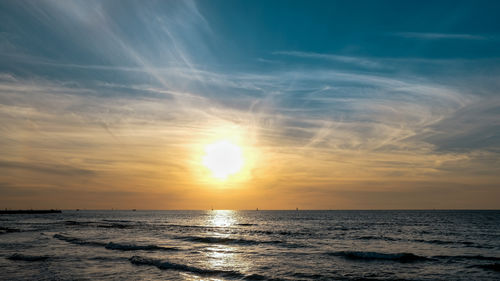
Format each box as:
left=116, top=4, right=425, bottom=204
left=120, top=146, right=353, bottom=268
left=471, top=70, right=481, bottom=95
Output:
left=0, top=161, right=95, bottom=176
left=0, top=1, right=499, bottom=208
left=419, top=97, right=500, bottom=152
left=392, top=32, right=489, bottom=40
left=273, top=51, right=382, bottom=69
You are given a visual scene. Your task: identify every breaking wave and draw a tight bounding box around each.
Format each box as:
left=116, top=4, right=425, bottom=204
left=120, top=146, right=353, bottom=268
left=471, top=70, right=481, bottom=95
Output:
left=129, top=256, right=246, bottom=278
left=357, top=235, right=398, bottom=241
left=53, top=234, right=106, bottom=247
left=412, top=238, right=487, bottom=248
left=328, top=251, right=500, bottom=264
left=54, top=234, right=179, bottom=252
left=104, top=242, right=179, bottom=251
left=101, top=219, right=133, bottom=223
left=472, top=263, right=500, bottom=272
left=8, top=253, right=50, bottom=262
left=434, top=255, right=500, bottom=261
left=0, top=226, right=21, bottom=234
left=65, top=220, right=135, bottom=229
left=327, top=251, right=431, bottom=262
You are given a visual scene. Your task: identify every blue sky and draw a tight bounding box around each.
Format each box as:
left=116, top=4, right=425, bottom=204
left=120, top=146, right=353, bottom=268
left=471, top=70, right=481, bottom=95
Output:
left=0, top=0, right=499, bottom=209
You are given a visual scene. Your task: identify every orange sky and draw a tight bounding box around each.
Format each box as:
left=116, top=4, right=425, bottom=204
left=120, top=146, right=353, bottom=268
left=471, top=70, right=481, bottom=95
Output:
left=1, top=1, right=499, bottom=210
left=1, top=106, right=498, bottom=209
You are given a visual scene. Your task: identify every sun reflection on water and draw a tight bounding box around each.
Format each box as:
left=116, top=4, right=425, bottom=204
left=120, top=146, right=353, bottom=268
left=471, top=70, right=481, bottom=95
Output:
left=196, top=210, right=251, bottom=278
left=209, top=210, right=236, bottom=228
left=206, top=245, right=238, bottom=268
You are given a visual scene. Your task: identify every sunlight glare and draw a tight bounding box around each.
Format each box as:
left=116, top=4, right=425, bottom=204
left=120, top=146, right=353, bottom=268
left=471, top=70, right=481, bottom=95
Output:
left=203, top=140, right=244, bottom=180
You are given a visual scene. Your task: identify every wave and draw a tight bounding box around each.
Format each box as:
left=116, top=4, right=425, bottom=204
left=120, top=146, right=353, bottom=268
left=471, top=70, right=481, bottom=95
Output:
left=357, top=235, right=398, bottom=242
left=434, top=255, right=500, bottom=261
left=412, top=238, right=485, bottom=248
left=54, top=234, right=180, bottom=253
left=129, top=256, right=246, bottom=278
left=292, top=272, right=325, bottom=279
left=253, top=230, right=274, bottom=235
left=165, top=224, right=214, bottom=229
left=243, top=274, right=269, bottom=280
left=101, top=219, right=133, bottom=223
left=472, top=263, right=500, bottom=272
left=176, top=235, right=283, bottom=246
left=349, top=235, right=488, bottom=249
left=53, top=234, right=106, bottom=247
left=65, top=220, right=93, bottom=226
left=89, top=256, right=126, bottom=262
left=250, top=229, right=311, bottom=237
left=8, top=253, right=49, bottom=262
left=329, top=251, right=500, bottom=264
left=413, top=238, right=459, bottom=245
left=96, top=223, right=132, bottom=229
left=158, top=223, right=306, bottom=238
left=350, top=236, right=484, bottom=248
left=0, top=226, right=21, bottom=234
left=65, top=220, right=134, bottom=229
left=327, top=251, right=431, bottom=263
left=104, top=242, right=179, bottom=251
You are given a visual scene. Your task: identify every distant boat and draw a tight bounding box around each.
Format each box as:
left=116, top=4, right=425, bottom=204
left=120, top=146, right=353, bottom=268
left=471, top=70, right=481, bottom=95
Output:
left=256, top=208, right=259, bottom=211
left=296, top=207, right=299, bottom=211
left=132, top=209, right=136, bottom=211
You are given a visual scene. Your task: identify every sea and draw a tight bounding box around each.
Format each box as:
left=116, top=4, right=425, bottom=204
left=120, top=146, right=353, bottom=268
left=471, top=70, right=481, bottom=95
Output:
left=0, top=210, right=499, bottom=280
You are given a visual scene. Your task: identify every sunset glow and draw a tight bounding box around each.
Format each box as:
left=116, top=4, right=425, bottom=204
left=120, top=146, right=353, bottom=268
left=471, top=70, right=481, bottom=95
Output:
left=0, top=0, right=499, bottom=210
left=1, top=2, right=499, bottom=280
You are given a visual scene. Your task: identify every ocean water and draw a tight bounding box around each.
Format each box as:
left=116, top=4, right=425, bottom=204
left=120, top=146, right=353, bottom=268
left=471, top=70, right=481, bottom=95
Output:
left=0, top=210, right=499, bottom=280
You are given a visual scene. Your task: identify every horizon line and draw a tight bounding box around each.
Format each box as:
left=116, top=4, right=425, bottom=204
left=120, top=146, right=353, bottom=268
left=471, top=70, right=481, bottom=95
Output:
left=4, top=208, right=498, bottom=211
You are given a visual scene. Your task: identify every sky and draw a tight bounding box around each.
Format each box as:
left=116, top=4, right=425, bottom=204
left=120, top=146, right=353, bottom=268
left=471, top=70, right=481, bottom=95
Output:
left=1, top=0, right=499, bottom=210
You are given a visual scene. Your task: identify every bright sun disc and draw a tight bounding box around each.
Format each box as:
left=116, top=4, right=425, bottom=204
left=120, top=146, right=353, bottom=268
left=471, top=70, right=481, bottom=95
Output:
left=203, top=140, right=243, bottom=180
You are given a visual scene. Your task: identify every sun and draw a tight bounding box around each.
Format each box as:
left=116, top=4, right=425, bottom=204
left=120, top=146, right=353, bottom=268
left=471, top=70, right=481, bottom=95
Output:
left=202, top=140, right=244, bottom=180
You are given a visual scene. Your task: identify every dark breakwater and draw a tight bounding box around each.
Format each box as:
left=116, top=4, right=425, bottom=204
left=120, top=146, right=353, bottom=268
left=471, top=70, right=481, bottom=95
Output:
left=0, top=209, right=62, bottom=214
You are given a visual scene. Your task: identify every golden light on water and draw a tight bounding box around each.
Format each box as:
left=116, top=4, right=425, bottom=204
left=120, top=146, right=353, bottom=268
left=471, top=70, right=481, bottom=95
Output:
left=201, top=210, right=251, bottom=277
left=208, top=210, right=237, bottom=228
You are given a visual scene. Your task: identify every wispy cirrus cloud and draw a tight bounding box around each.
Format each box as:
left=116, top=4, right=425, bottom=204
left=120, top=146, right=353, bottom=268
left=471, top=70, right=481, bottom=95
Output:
left=1, top=0, right=499, bottom=209
left=273, top=51, right=382, bottom=68
left=391, top=32, right=490, bottom=40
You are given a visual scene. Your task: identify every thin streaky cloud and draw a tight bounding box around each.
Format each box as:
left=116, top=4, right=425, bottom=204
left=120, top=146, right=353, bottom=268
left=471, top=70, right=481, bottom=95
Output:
left=273, top=51, right=382, bottom=68
left=392, top=32, right=489, bottom=40
left=0, top=0, right=499, bottom=209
